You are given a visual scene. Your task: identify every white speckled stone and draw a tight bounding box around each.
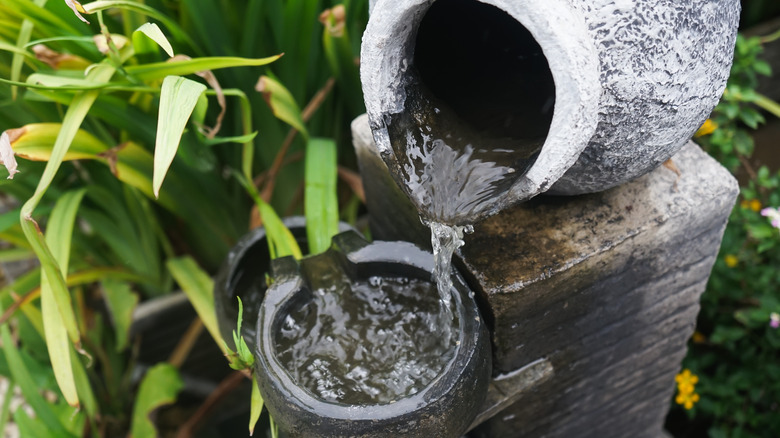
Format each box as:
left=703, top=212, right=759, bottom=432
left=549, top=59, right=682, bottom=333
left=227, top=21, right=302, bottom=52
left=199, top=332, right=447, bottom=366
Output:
left=360, top=0, right=740, bottom=218
left=551, top=0, right=741, bottom=194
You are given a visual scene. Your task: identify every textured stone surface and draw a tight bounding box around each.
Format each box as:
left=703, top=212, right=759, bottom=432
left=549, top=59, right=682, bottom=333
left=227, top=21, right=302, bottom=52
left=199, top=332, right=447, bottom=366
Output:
left=459, top=143, right=738, bottom=437
left=360, top=0, right=740, bottom=220
left=551, top=0, right=741, bottom=194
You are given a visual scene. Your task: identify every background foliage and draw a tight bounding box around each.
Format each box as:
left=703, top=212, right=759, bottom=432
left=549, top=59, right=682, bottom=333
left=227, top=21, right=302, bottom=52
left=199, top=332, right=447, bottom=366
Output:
left=0, top=0, right=366, bottom=436
left=666, top=21, right=780, bottom=438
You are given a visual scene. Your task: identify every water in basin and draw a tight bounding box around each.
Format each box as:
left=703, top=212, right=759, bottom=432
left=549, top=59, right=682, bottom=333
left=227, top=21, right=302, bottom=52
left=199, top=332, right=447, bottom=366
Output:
left=274, top=269, right=458, bottom=405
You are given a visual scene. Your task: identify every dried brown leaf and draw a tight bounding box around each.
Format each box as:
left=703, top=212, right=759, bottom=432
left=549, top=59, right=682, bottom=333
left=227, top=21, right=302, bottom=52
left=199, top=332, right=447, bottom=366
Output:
left=64, top=0, right=89, bottom=24
left=32, top=45, right=88, bottom=70
left=0, top=131, right=20, bottom=179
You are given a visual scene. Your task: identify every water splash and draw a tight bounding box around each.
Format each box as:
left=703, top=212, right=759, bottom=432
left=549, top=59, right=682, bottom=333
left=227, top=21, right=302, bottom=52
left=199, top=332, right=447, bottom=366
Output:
left=428, top=221, right=473, bottom=327
left=385, top=74, right=542, bottom=225
left=380, top=72, right=542, bottom=342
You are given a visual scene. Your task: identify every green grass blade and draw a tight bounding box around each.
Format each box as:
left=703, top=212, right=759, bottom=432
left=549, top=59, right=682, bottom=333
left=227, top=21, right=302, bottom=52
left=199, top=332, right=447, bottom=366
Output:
left=256, top=75, right=308, bottom=138
left=39, top=188, right=87, bottom=408
left=234, top=172, right=303, bottom=260
left=8, top=123, right=109, bottom=161
left=26, top=73, right=111, bottom=88
left=305, top=138, right=339, bottom=255
left=39, top=275, right=77, bottom=407
left=249, top=375, right=264, bottom=436
left=0, top=248, right=34, bottom=262
left=153, top=75, right=206, bottom=197
left=0, top=38, right=37, bottom=59
left=321, top=5, right=364, bottom=116
left=130, top=363, right=183, bottom=438
left=18, top=62, right=115, bottom=407
left=755, top=93, right=780, bottom=119
left=45, top=188, right=87, bottom=275
left=83, top=0, right=196, bottom=51
left=126, top=55, right=282, bottom=82
left=133, top=22, right=174, bottom=57
left=13, top=408, right=58, bottom=438
left=166, top=256, right=225, bottom=354
left=0, top=377, right=14, bottom=435
left=69, top=347, right=97, bottom=418
left=102, top=279, right=139, bottom=351
left=0, top=325, right=71, bottom=435
left=9, top=0, right=46, bottom=100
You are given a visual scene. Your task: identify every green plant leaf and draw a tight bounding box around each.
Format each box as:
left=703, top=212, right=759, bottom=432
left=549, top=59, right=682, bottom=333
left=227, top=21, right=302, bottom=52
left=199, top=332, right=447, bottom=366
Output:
left=0, top=377, right=13, bottom=435
left=130, top=363, right=183, bottom=438
left=153, top=75, right=206, bottom=197
left=0, top=325, right=71, bottom=436
left=26, top=73, right=111, bottom=89
left=133, top=22, right=174, bottom=57
left=9, top=0, right=46, bottom=100
left=0, top=38, right=37, bottom=59
left=305, top=138, right=339, bottom=255
left=126, top=55, right=282, bottom=82
left=249, top=375, right=264, bottom=436
left=255, top=75, right=308, bottom=138
left=234, top=172, right=303, bottom=260
left=270, top=415, right=279, bottom=438
left=14, top=408, right=58, bottom=438
left=102, top=280, right=139, bottom=351
left=225, top=297, right=254, bottom=370
left=69, top=347, right=97, bottom=418
left=45, top=188, right=86, bottom=274
left=166, top=256, right=225, bottom=354
left=201, top=131, right=258, bottom=146
left=0, top=247, right=34, bottom=262
left=83, top=0, right=197, bottom=50
left=8, top=123, right=108, bottom=161
left=18, top=62, right=115, bottom=408
left=320, top=5, right=364, bottom=116
left=39, top=188, right=87, bottom=408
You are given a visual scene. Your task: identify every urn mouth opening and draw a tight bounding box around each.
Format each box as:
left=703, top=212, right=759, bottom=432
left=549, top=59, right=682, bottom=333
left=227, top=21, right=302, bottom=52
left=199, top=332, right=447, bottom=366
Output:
left=413, top=0, right=555, bottom=144
left=361, top=0, right=600, bottom=206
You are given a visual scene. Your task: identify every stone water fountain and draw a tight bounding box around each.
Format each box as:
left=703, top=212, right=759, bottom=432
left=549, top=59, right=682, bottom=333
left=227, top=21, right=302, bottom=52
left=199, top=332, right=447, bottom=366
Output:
left=217, top=0, right=742, bottom=436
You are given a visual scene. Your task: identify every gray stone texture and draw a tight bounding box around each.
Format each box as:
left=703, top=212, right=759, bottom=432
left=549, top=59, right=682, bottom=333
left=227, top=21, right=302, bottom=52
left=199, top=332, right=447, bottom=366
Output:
left=461, top=143, right=738, bottom=437
left=552, top=0, right=741, bottom=195
left=360, top=0, right=740, bottom=219
left=353, top=116, right=738, bottom=437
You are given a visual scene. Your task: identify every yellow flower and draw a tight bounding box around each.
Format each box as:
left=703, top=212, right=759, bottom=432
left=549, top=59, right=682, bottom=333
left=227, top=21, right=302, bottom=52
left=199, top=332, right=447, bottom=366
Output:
left=695, top=119, right=718, bottom=137
left=724, top=254, right=738, bottom=268
left=675, top=391, right=700, bottom=410
left=675, top=369, right=699, bottom=393
left=691, top=331, right=706, bottom=344
left=749, top=199, right=762, bottom=212
left=675, top=369, right=699, bottom=386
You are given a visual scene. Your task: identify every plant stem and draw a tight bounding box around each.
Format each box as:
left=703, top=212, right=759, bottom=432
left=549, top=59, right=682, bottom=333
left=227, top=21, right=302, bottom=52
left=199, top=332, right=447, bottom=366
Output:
left=754, top=93, right=780, bottom=119
left=260, top=78, right=335, bottom=201
left=174, top=371, right=247, bottom=438
left=168, top=317, right=204, bottom=368
left=760, top=27, right=780, bottom=44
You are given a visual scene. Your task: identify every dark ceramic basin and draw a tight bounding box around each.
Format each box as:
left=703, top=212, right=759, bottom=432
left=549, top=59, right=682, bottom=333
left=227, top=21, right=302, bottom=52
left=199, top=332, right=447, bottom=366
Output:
left=213, top=217, right=354, bottom=351
left=254, top=230, right=491, bottom=438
